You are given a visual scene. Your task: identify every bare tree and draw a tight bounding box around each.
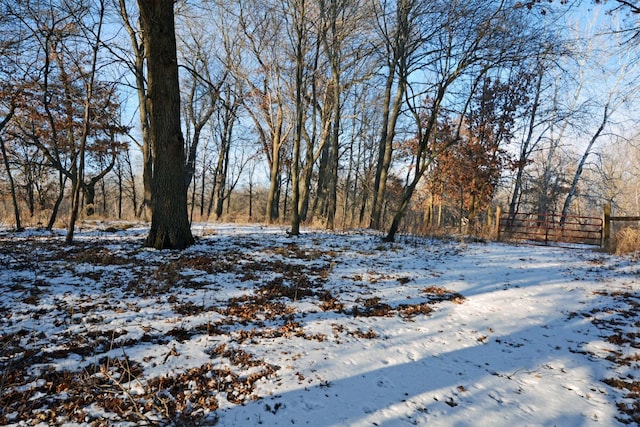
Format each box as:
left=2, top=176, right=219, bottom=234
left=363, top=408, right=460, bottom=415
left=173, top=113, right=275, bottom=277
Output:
left=0, top=112, right=19, bottom=230
left=113, top=147, right=138, bottom=218
left=178, top=6, right=230, bottom=191
left=0, top=7, right=21, bottom=230
left=560, top=19, right=639, bottom=220
left=369, top=0, right=428, bottom=230
left=315, top=0, right=368, bottom=229
left=116, top=0, right=152, bottom=219
left=138, top=0, right=194, bottom=249
left=507, top=47, right=562, bottom=218
left=66, top=0, right=106, bottom=243
left=384, top=1, right=544, bottom=242
left=4, top=0, right=126, bottom=235
left=234, top=0, right=294, bottom=223
left=208, top=80, right=245, bottom=220
left=286, top=0, right=308, bottom=235
left=595, top=0, right=639, bottom=38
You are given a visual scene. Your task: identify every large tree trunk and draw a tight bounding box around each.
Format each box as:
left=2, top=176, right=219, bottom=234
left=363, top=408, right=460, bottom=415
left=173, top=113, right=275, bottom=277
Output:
left=139, top=0, right=194, bottom=250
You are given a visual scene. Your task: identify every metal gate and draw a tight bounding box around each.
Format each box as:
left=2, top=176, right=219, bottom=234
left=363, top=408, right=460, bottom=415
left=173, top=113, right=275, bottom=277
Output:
left=498, top=212, right=603, bottom=246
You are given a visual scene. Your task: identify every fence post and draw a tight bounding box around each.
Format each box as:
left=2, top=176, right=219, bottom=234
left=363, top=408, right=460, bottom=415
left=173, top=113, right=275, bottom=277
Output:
left=544, top=214, right=553, bottom=245
left=603, top=203, right=611, bottom=247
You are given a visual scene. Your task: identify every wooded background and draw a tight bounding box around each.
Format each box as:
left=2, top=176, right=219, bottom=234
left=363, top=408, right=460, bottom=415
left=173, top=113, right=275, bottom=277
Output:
left=1, top=0, right=639, bottom=243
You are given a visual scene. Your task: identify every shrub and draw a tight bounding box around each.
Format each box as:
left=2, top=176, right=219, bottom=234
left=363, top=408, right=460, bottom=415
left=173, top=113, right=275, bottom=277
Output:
left=610, top=227, right=640, bottom=257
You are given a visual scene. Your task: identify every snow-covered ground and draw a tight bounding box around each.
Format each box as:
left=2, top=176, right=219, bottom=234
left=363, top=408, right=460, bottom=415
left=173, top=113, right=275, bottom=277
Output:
left=0, top=223, right=638, bottom=426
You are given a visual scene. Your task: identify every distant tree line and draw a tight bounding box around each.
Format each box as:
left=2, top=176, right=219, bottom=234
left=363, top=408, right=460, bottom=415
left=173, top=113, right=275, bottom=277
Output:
left=0, top=0, right=638, bottom=247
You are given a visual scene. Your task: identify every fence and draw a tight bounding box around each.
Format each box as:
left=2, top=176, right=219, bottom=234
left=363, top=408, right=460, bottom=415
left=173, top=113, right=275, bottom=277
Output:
left=603, top=203, right=640, bottom=245
left=498, top=211, right=603, bottom=246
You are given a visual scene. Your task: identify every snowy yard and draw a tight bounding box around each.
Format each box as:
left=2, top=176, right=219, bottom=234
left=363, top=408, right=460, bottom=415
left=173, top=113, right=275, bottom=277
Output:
left=0, top=223, right=638, bottom=426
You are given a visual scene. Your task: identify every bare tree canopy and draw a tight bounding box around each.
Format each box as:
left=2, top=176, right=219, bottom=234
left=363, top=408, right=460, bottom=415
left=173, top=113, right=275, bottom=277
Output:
left=0, top=0, right=639, bottom=246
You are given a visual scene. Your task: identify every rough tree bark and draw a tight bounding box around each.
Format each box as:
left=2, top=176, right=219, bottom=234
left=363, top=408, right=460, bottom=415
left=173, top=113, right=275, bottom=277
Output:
left=138, top=0, right=194, bottom=249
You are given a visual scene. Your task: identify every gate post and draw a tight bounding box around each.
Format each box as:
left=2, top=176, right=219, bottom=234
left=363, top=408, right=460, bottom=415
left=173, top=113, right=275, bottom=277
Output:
left=603, top=203, right=611, bottom=247
left=496, top=206, right=502, bottom=241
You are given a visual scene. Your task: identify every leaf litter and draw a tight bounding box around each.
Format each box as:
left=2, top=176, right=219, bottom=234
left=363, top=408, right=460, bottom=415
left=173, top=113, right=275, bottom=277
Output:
left=0, top=223, right=638, bottom=426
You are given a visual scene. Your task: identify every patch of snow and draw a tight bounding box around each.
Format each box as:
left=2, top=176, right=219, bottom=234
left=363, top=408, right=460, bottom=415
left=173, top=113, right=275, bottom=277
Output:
left=1, top=223, right=636, bottom=426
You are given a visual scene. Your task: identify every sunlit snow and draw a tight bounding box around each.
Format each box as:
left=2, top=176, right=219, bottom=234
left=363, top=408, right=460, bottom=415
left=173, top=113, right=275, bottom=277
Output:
left=0, top=223, right=637, bottom=426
